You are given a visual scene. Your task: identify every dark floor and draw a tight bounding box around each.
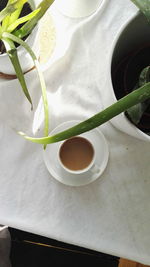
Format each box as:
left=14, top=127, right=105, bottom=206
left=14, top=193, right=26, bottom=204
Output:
left=9, top=228, right=119, bottom=267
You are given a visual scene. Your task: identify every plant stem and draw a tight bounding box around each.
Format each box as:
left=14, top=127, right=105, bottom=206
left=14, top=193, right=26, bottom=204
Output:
left=20, top=82, right=150, bottom=145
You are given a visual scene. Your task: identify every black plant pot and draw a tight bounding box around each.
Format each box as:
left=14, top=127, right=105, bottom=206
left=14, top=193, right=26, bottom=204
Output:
left=111, top=13, right=150, bottom=137
left=112, top=44, right=150, bottom=135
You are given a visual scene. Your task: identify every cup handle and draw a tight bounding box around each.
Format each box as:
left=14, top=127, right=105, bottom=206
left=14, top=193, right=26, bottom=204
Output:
left=90, top=164, right=100, bottom=174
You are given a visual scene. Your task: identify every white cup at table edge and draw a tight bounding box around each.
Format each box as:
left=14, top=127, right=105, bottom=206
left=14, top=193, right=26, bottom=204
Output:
left=54, top=0, right=104, bottom=18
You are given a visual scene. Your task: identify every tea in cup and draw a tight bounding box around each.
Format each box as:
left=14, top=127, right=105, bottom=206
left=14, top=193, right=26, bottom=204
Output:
left=58, top=136, right=100, bottom=175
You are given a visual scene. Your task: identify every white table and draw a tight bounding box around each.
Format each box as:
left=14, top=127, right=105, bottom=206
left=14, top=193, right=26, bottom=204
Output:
left=0, top=0, right=150, bottom=265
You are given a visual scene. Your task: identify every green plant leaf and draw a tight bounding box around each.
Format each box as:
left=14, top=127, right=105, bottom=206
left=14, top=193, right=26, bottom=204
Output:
left=139, top=66, right=150, bottom=87
left=19, top=82, right=150, bottom=145
left=0, top=25, right=2, bottom=36
left=9, top=0, right=27, bottom=10
left=14, top=0, right=55, bottom=39
left=126, top=101, right=149, bottom=124
left=0, top=0, right=27, bottom=25
left=2, top=15, right=10, bottom=31
left=1, top=0, right=12, bottom=30
left=126, top=66, right=150, bottom=124
left=2, top=0, right=26, bottom=30
left=130, top=0, right=150, bottom=22
left=2, top=37, right=33, bottom=109
left=7, top=8, right=40, bottom=33
left=0, top=2, right=17, bottom=22
left=8, top=0, right=27, bottom=25
left=3, top=32, right=49, bottom=141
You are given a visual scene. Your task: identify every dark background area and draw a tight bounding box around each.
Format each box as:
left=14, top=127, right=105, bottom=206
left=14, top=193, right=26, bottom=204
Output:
left=9, top=228, right=119, bottom=267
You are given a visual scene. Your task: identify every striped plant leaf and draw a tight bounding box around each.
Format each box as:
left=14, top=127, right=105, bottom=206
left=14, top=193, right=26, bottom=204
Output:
left=131, top=0, right=150, bottom=22
left=3, top=38, right=33, bottom=109
left=3, top=32, right=49, bottom=140
left=7, top=8, right=40, bottom=33
left=19, top=82, right=150, bottom=145
left=14, top=0, right=55, bottom=38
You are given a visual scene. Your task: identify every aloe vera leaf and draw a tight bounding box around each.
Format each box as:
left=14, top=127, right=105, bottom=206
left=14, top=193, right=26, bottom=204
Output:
left=14, top=0, right=55, bottom=39
left=2, top=37, right=33, bottom=109
left=18, top=82, right=150, bottom=145
left=7, top=8, right=40, bottom=33
left=3, top=32, right=49, bottom=139
left=126, top=66, right=150, bottom=124
left=130, top=0, right=150, bottom=22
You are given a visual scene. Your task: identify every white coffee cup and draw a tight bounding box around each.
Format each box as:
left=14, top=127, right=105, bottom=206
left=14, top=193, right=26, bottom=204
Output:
left=43, top=120, right=109, bottom=186
left=58, top=136, right=100, bottom=175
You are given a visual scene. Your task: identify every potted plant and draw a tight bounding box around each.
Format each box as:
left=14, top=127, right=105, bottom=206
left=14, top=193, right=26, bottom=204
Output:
left=22, top=0, right=150, bottom=145
left=104, top=0, right=150, bottom=142
left=0, top=0, right=55, bottom=143
left=0, top=0, right=39, bottom=75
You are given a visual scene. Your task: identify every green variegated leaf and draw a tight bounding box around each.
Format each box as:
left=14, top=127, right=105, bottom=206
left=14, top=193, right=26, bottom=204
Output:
left=126, top=66, right=150, bottom=124
left=7, top=8, right=40, bottom=33
left=14, top=0, right=55, bottom=38
left=0, top=2, right=16, bottom=22
left=126, top=101, right=149, bottom=124
left=8, top=0, right=27, bottom=25
left=2, top=15, right=10, bottom=31
left=139, top=66, right=150, bottom=87
left=2, top=0, right=11, bottom=30
left=0, top=0, right=27, bottom=24
left=131, top=0, right=150, bottom=22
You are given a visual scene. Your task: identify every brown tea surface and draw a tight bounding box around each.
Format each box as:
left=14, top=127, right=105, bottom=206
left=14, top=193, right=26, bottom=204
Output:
left=59, top=137, right=94, bottom=171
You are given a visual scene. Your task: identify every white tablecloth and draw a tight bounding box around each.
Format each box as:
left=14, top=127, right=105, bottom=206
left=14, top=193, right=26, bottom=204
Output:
left=0, top=0, right=150, bottom=265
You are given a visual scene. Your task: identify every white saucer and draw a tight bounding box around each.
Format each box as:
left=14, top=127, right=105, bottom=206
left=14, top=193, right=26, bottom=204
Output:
left=43, top=121, right=109, bottom=186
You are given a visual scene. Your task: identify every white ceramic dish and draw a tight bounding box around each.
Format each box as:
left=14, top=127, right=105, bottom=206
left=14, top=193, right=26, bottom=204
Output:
left=43, top=120, right=109, bottom=186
